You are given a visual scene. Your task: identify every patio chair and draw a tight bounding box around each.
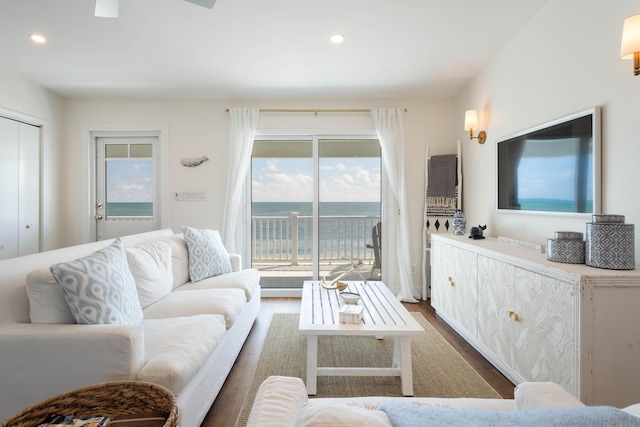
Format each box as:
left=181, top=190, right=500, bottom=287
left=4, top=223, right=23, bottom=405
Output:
left=366, top=222, right=381, bottom=280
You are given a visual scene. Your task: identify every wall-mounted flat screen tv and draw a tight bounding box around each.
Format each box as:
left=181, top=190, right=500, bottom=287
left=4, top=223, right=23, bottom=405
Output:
left=497, top=107, right=601, bottom=215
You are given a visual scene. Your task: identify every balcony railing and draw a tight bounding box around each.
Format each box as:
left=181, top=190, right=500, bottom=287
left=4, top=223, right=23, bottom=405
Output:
left=252, top=212, right=381, bottom=265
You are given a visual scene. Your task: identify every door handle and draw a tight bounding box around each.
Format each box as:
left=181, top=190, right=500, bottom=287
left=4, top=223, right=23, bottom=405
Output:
left=95, top=214, right=103, bottom=220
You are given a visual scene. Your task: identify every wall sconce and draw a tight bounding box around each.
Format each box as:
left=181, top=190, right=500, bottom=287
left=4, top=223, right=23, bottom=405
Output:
left=621, top=14, right=640, bottom=75
left=464, top=110, right=486, bottom=144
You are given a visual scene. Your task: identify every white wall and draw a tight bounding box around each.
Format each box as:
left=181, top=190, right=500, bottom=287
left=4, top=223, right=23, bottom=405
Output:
left=454, top=0, right=640, bottom=264
left=64, top=97, right=454, bottom=294
left=0, top=69, right=64, bottom=251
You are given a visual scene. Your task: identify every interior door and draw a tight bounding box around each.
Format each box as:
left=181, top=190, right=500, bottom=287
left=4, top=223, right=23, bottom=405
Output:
left=95, top=136, right=159, bottom=240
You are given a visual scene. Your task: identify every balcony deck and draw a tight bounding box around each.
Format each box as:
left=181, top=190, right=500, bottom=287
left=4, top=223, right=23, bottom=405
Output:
left=253, top=261, right=379, bottom=289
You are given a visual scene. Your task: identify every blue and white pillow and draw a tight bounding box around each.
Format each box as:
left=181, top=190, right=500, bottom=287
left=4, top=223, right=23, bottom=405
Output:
left=182, top=226, right=233, bottom=282
left=50, top=238, right=143, bottom=325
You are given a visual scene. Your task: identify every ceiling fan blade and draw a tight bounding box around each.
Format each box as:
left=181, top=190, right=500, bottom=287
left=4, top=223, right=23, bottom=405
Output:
left=95, top=0, right=119, bottom=17
left=184, top=0, right=216, bottom=9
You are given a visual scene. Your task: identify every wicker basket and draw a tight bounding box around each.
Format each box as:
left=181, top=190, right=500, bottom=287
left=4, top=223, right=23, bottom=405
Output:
left=1, top=381, right=178, bottom=427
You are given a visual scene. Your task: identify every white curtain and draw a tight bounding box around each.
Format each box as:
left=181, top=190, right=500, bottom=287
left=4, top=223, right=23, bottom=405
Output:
left=371, top=108, right=419, bottom=302
left=222, top=108, right=259, bottom=264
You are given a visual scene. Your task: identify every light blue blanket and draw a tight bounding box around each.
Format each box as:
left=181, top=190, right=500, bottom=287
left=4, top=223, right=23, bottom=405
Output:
left=378, top=402, right=640, bottom=427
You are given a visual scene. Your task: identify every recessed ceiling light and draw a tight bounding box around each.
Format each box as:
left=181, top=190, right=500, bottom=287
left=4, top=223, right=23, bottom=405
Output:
left=330, top=34, right=345, bottom=44
left=29, top=33, right=47, bottom=44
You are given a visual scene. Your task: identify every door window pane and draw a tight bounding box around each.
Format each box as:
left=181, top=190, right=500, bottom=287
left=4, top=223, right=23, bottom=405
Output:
left=130, top=144, right=153, bottom=158
left=105, top=144, right=128, bottom=158
left=105, top=158, right=154, bottom=217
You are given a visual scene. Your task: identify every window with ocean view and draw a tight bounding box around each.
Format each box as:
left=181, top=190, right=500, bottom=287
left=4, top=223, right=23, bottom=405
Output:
left=251, top=137, right=381, bottom=289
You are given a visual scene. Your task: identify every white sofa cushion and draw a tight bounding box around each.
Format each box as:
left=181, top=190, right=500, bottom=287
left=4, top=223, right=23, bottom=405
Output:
left=139, top=314, right=226, bottom=395
left=174, top=268, right=260, bottom=300
left=26, top=268, right=75, bottom=324
left=296, top=401, right=392, bottom=427
left=160, top=234, right=191, bottom=289
left=142, top=288, right=246, bottom=329
left=182, top=226, right=232, bottom=282
left=50, top=238, right=143, bottom=325
left=125, top=241, right=173, bottom=308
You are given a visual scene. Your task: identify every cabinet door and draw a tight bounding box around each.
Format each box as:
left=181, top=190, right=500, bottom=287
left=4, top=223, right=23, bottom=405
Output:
left=431, top=241, right=478, bottom=337
left=514, top=268, right=577, bottom=395
left=478, top=256, right=515, bottom=367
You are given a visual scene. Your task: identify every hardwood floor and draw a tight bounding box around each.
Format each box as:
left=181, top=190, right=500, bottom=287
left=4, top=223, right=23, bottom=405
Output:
left=201, top=298, right=515, bottom=427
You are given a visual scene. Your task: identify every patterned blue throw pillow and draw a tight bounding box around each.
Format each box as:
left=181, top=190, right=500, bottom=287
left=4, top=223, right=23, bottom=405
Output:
left=182, top=226, right=233, bottom=282
left=50, top=238, right=143, bottom=325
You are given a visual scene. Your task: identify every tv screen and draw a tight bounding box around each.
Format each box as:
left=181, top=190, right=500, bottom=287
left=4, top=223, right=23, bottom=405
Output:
left=497, top=108, right=601, bottom=214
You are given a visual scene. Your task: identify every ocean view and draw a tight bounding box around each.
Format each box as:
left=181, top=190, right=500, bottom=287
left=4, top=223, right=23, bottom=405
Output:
left=252, top=201, right=380, bottom=217
left=107, top=202, right=153, bottom=216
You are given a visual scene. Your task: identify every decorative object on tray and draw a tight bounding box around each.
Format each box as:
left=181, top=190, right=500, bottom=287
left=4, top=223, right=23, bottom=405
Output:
left=339, top=291, right=361, bottom=305
left=585, top=214, right=635, bottom=270
left=320, top=259, right=366, bottom=291
left=547, top=231, right=585, bottom=264
left=452, top=209, right=466, bottom=236
left=469, top=225, right=486, bottom=240
left=338, top=304, right=364, bottom=324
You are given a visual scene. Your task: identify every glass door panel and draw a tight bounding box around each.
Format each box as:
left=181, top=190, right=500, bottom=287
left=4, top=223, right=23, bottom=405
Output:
left=251, top=139, right=313, bottom=289
left=318, top=139, right=382, bottom=284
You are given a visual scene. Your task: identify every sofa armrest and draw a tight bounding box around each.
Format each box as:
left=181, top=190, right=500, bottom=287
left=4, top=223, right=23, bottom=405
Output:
left=246, top=376, right=308, bottom=427
left=0, top=323, right=145, bottom=420
left=229, top=254, right=242, bottom=272
left=514, top=382, right=585, bottom=411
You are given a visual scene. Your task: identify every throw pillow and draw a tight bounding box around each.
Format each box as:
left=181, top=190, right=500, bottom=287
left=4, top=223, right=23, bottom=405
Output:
left=182, top=226, right=232, bottom=282
left=125, top=241, right=173, bottom=308
left=25, top=268, right=76, bottom=324
left=50, top=238, right=143, bottom=325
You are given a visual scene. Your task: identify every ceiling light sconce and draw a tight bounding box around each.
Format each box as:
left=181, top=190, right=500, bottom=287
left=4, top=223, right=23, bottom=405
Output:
left=95, top=0, right=119, bottom=18
left=621, top=14, right=640, bottom=75
left=28, top=33, right=47, bottom=44
left=330, top=34, right=345, bottom=44
left=464, top=110, right=486, bottom=144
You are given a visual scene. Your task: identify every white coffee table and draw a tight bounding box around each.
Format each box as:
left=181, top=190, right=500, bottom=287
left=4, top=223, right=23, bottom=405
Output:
left=299, top=280, right=425, bottom=396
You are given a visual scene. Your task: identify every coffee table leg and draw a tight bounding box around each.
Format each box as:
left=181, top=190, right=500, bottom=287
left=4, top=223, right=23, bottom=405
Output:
left=393, top=336, right=414, bottom=396
left=306, top=335, right=318, bottom=395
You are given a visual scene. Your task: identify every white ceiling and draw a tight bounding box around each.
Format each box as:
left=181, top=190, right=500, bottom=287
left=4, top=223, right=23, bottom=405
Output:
left=0, top=0, right=551, bottom=100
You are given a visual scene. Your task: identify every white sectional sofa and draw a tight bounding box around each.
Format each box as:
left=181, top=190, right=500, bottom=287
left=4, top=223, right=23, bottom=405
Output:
left=0, top=228, right=261, bottom=427
left=247, top=376, right=640, bottom=426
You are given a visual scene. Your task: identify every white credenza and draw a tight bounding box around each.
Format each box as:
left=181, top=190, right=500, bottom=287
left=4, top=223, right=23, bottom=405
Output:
left=430, top=234, right=640, bottom=407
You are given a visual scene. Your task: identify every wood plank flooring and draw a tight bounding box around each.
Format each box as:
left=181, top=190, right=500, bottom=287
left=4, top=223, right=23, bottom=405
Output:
left=201, top=298, right=515, bottom=427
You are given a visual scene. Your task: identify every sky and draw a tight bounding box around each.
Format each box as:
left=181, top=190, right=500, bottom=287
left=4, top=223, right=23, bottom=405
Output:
left=104, top=156, right=381, bottom=204
left=252, top=157, right=381, bottom=202
left=106, top=159, right=153, bottom=203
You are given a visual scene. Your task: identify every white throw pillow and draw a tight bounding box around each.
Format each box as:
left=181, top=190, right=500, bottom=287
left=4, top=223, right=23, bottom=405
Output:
left=182, top=226, right=232, bottom=282
left=50, top=238, right=143, bottom=325
left=26, top=268, right=76, bottom=324
left=126, top=241, right=173, bottom=308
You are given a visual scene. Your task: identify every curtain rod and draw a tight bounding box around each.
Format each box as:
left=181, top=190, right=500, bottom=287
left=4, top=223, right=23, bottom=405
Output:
left=224, top=108, right=408, bottom=115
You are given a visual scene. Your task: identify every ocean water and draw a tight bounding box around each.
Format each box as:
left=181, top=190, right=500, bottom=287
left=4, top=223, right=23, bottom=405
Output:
left=107, top=202, right=153, bottom=216
left=252, top=201, right=380, bottom=217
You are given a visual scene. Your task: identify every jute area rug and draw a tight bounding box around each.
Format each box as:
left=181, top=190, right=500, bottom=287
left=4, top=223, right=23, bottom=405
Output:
left=235, top=312, right=501, bottom=426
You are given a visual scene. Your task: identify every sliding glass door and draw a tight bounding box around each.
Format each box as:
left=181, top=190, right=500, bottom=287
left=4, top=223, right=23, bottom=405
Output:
left=251, top=136, right=381, bottom=289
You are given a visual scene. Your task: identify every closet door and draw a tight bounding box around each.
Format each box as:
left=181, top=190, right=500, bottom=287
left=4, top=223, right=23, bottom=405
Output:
left=0, top=118, right=20, bottom=260
left=0, top=116, right=40, bottom=260
left=18, top=123, right=40, bottom=255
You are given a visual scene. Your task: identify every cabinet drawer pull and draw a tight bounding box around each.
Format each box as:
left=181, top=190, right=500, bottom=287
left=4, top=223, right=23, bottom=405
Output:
left=447, top=277, right=455, bottom=286
left=507, top=310, right=520, bottom=322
